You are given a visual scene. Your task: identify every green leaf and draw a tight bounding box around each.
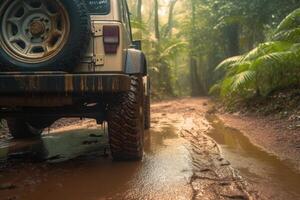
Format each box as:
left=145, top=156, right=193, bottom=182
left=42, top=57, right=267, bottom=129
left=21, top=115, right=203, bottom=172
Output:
left=276, top=8, right=300, bottom=33
left=231, top=70, right=256, bottom=91
left=215, top=55, right=244, bottom=71
left=273, top=28, right=300, bottom=43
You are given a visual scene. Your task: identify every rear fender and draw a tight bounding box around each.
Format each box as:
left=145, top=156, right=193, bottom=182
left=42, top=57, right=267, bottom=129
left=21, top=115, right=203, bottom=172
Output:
left=125, top=49, right=147, bottom=76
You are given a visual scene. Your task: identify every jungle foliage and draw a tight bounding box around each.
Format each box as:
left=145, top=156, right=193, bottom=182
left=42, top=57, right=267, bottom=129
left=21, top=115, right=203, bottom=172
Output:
left=211, top=8, right=300, bottom=101
left=127, top=0, right=300, bottom=100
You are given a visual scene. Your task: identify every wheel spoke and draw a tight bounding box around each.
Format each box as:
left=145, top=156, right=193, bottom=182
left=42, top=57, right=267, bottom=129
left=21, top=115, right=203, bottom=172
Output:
left=22, top=1, right=34, bottom=12
left=34, top=0, right=51, bottom=15
left=23, top=44, right=33, bottom=54
left=40, top=0, right=50, bottom=13
left=49, top=13, right=59, bottom=29
left=7, top=17, right=21, bottom=28
left=43, top=44, right=48, bottom=53
left=42, top=43, right=53, bottom=55
left=1, top=0, right=69, bottom=61
left=8, top=35, right=21, bottom=43
left=52, top=29, right=62, bottom=37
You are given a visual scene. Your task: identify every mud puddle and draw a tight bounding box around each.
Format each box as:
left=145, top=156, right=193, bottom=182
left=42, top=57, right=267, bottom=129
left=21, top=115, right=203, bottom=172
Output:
left=206, top=114, right=300, bottom=199
left=0, top=127, right=107, bottom=163
left=0, top=125, right=193, bottom=200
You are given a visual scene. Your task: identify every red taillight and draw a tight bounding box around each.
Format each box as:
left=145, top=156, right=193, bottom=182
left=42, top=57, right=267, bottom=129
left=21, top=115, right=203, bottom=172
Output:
left=103, top=26, right=120, bottom=54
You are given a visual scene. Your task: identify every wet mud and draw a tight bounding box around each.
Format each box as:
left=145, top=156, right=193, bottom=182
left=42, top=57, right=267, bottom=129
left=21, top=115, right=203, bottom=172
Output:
left=206, top=114, right=300, bottom=200
left=0, top=123, right=193, bottom=200
left=1, top=98, right=292, bottom=200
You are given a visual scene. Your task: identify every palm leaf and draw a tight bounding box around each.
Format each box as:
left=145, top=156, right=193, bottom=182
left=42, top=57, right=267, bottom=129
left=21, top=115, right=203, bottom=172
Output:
left=215, top=55, right=244, bottom=71
left=273, top=28, right=300, bottom=43
left=159, top=42, right=187, bottom=60
left=251, top=51, right=296, bottom=71
left=209, top=82, right=221, bottom=95
left=229, top=61, right=252, bottom=74
left=242, top=42, right=292, bottom=61
left=276, top=8, right=300, bottom=33
left=211, top=8, right=300, bottom=100
left=220, top=77, right=235, bottom=98
left=231, top=70, right=256, bottom=91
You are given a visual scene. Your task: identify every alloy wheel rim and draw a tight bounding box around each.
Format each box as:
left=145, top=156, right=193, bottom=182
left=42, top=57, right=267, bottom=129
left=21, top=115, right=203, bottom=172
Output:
left=0, top=0, right=70, bottom=64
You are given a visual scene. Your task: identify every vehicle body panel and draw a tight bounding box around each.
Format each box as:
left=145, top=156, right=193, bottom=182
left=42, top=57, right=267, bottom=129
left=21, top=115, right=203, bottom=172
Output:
left=0, top=0, right=148, bottom=118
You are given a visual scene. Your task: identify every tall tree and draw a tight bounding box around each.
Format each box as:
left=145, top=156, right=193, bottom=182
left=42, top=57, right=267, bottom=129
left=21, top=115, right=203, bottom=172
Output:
left=163, top=0, right=178, bottom=38
left=154, top=0, right=160, bottom=40
left=136, top=0, right=142, bottom=22
left=188, top=0, right=208, bottom=96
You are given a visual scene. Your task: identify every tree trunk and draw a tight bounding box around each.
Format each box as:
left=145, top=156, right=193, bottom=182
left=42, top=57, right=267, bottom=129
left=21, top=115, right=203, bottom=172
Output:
left=137, top=0, right=142, bottom=22
left=136, top=0, right=143, bottom=39
left=190, top=57, right=199, bottom=96
left=164, top=0, right=178, bottom=37
left=154, top=0, right=160, bottom=40
left=224, top=24, right=240, bottom=57
left=189, top=0, right=206, bottom=96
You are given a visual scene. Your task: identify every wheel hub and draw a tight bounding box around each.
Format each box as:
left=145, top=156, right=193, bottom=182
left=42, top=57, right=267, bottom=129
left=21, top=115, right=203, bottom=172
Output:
left=29, top=20, right=45, bottom=36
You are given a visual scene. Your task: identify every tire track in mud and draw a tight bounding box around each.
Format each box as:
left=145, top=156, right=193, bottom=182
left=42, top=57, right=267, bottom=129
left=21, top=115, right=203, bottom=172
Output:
left=152, top=98, right=259, bottom=200
left=0, top=98, right=261, bottom=200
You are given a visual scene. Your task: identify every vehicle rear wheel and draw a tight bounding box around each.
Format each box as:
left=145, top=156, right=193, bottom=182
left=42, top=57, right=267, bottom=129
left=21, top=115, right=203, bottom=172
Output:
left=144, top=92, right=151, bottom=130
left=7, top=119, right=43, bottom=139
left=144, top=76, right=151, bottom=130
left=108, top=76, right=144, bottom=161
left=0, top=0, right=90, bottom=71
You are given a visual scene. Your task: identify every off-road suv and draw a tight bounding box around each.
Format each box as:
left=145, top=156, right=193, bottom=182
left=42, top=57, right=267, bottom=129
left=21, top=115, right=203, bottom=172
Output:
left=0, top=0, right=150, bottom=161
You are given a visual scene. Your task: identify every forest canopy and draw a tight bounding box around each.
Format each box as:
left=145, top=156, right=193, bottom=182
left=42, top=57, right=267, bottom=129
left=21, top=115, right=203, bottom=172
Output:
left=127, top=0, right=300, bottom=101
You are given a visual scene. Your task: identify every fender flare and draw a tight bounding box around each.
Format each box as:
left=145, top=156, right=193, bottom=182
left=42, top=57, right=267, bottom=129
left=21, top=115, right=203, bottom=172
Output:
left=125, top=49, right=147, bottom=76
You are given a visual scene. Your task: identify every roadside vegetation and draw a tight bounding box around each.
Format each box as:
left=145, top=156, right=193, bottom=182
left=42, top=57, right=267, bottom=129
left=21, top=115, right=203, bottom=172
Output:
left=128, top=0, right=300, bottom=106
left=211, top=8, right=300, bottom=103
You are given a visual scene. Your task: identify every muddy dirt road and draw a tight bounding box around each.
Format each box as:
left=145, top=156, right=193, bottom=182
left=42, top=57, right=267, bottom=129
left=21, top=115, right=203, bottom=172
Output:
left=0, top=98, right=299, bottom=200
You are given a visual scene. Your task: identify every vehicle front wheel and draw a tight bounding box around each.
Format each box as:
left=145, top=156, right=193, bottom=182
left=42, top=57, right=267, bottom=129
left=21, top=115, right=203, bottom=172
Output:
left=108, top=76, right=144, bottom=161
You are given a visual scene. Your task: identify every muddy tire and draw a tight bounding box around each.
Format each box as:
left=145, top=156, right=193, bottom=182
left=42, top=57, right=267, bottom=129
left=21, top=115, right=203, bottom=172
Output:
left=144, top=93, right=151, bottom=130
left=0, top=0, right=90, bottom=71
left=7, top=119, right=43, bottom=139
left=108, top=76, right=144, bottom=161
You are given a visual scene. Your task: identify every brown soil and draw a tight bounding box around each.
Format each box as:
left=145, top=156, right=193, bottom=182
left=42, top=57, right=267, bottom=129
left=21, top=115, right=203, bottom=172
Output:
left=218, top=111, right=300, bottom=172
left=152, top=98, right=258, bottom=199
left=0, top=98, right=259, bottom=200
left=1, top=97, right=299, bottom=199
left=214, top=89, right=300, bottom=172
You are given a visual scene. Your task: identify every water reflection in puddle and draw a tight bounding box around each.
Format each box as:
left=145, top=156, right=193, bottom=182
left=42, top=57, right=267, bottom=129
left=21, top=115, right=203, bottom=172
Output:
left=206, top=114, right=300, bottom=199
left=0, top=128, right=107, bottom=163
left=0, top=125, right=193, bottom=200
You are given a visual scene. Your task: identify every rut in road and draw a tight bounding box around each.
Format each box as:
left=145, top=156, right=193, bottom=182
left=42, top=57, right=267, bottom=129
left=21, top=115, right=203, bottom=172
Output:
left=151, top=98, right=258, bottom=200
left=0, top=98, right=260, bottom=200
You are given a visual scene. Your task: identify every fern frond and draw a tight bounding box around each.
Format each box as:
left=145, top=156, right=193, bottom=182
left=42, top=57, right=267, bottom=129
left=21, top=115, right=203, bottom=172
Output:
left=209, top=82, right=221, bottom=95
left=242, top=42, right=292, bottom=61
left=231, top=71, right=256, bottom=92
left=220, top=77, right=235, bottom=98
left=273, top=28, right=300, bottom=43
left=230, top=61, right=252, bottom=74
left=276, top=8, right=300, bottom=33
left=290, top=43, right=300, bottom=53
left=252, top=51, right=296, bottom=71
left=159, top=42, right=187, bottom=60
left=215, top=55, right=244, bottom=71
left=210, top=8, right=300, bottom=100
